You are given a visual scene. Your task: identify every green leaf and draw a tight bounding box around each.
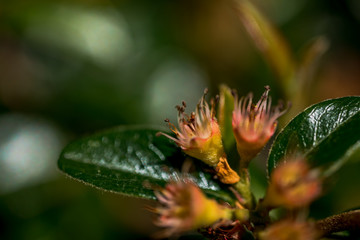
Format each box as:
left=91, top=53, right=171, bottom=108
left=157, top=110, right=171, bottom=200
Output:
left=241, top=226, right=255, bottom=240
left=268, top=97, right=360, bottom=177
left=218, top=84, right=235, bottom=151
left=58, top=126, right=235, bottom=203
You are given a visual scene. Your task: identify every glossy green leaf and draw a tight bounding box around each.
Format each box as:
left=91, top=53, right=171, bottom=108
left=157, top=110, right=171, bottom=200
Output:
left=58, top=126, right=235, bottom=203
left=268, top=97, right=360, bottom=176
left=218, top=84, right=235, bottom=151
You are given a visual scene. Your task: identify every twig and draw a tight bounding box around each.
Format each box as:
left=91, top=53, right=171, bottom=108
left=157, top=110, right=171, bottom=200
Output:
left=316, top=210, right=360, bottom=236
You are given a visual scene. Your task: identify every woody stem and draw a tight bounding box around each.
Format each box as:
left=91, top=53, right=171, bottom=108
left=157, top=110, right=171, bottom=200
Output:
left=316, top=210, right=360, bottom=237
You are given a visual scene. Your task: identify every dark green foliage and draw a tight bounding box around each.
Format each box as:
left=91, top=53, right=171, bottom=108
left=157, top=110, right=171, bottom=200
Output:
left=58, top=126, right=234, bottom=203
left=268, top=97, right=360, bottom=177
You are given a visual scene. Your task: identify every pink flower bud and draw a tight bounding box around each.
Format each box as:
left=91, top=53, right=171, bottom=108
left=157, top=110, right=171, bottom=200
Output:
left=158, top=89, right=240, bottom=184
left=151, top=180, right=233, bottom=237
left=264, top=158, right=322, bottom=209
left=158, top=89, right=224, bottom=167
left=232, top=86, right=288, bottom=167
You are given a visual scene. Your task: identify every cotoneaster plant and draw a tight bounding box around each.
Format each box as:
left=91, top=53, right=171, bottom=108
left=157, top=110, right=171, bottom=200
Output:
left=58, top=0, right=360, bottom=238
left=58, top=85, right=360, bottom=239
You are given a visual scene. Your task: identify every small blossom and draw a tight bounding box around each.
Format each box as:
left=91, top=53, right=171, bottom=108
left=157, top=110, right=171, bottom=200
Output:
left=232, top=86, right=288, bottom=167
left=152, top=180, right=233, bottom=237
left=158, top=89, right=240, bottom=184
left=263, top=158, right=322, bottom=209
left=158, top=89, right=224, bottom=167
left=259, top=219, right=319, bottom=240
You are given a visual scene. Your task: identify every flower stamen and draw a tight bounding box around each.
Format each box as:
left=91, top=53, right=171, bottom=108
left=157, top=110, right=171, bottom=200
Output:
left=157, top=89, right=240, bottom=185
left=232, top=86, right=289, bottom=167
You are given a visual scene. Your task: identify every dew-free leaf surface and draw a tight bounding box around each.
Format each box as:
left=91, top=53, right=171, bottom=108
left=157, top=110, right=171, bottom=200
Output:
left=268, top=97, right=360, bottom=177
left=58, top=126, right=234, bottom=203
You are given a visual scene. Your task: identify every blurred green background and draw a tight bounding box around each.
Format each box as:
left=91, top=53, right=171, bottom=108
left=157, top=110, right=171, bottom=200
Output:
left=1, top=0, right=360, bottom=239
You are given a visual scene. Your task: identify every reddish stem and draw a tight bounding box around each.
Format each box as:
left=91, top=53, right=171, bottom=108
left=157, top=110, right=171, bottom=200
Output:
left=316, top=210, right=360, bottom=236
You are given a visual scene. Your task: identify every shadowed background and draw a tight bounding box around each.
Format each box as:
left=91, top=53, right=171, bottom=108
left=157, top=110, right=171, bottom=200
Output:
left=1, top=0, right=360, bottom=239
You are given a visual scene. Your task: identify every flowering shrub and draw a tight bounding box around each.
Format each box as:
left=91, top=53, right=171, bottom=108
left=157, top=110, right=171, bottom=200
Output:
left=57, top=0, right=360, bottom=239
left=58, top=86, right=360, bottom=239
left=147, top=87, right=324, bottom=239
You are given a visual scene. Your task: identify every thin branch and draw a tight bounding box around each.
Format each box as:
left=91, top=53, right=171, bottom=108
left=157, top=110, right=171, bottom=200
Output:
left=316, top=210, right=360, bottom=236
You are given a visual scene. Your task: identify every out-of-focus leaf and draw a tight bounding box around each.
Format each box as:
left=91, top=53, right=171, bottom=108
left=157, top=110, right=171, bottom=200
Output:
left=249, top=163, right=267, bottom=201
left=241, top=226, right=255, bottom=240
left=232, top=0, right=296, bottom=90
left=58, top=126, right=235, bottom=203
left=297, top=36, right=329, bottom=85
left=268, top=97, right=360, bottom=177
left=218, top=84, right=235, bottom=151
left=290, top=36, right=330, bottom=117
left=232, top=1, right=331, bottom=124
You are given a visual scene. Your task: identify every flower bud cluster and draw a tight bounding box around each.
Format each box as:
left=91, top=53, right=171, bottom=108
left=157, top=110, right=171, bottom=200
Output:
left=153, top=86, right=323, bottom=239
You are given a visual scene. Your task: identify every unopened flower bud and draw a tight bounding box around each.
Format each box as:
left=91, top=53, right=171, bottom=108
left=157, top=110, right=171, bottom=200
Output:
left=232, top=86, right=288, bottom=167
left=259, top=219, right=319, bottom=240
left=152, top=180, right=233, bottom=237
left=263, top=158, right=321, bottom=209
